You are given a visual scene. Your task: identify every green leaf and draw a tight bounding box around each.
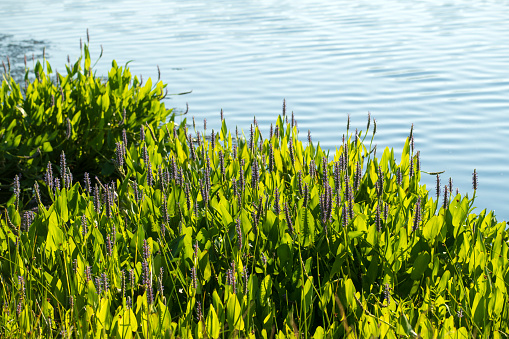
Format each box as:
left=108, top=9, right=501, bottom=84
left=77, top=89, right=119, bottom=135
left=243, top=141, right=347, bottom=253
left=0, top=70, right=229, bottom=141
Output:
left=97, top=297, right=112, bottom=331
left=226, top=293, right=244, bottom=330
left=411, top=251, right=430, bottom=280
left=42, top=141, right=53, bottom=152
left=206, top=305, right=220, bottom=339
left=260, top=275, right=272, bottom=307
left=303, top=276, right=314, bottom=310
left=344, top=279, right=355, bottom=309
left=423, top=215, right=443, bottom=243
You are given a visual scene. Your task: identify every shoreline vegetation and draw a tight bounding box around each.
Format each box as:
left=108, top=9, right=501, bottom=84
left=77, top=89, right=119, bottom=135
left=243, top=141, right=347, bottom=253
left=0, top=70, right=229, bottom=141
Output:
left=1, top=39, right=508, bottom=338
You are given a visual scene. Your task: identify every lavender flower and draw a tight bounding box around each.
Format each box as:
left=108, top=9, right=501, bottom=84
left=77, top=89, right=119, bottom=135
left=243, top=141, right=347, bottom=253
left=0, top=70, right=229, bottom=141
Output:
left=66, top=117, right=72, bottom=140
left=162, top=193, right=169, bottom=225
left=396, top=168, right=402, bottom=186
left=17, top=301, right=23, bottom=317
left=413, top=197, right=421, bottom=232
left=196, top=300, right=203, bottom=321
left=102, top=272, right=109, bottom=292
left=367, top=112, right=371, bottom=131
left=308, top=129, right=312, bottom=144
left=21, top=209, right=35, bottom=235
left=142, top=260, right=150, bottom=287
left=409, top=154, right=414, bottom=178
left=191, top=266, right=197, bottom=290
left=261, top=253, right=267, bottom=266
left=322, top=157, right=328, bottom=185
left=236, top=218, right=243, bottom=251
left=303, top=183, right=309, bottom=208
left=269, top=146, right=274, bottom=173
left=147, top=281, right=154, bottom=305
left=309, top=160, right=316, bottom=179
left=384, top=283, right=391, bottom=306
left=239, top=159, right=245, bottom=192
left=211, top=129, right=216, bottom=151
left=106, top=234, right=112, bottom=256
left=354, top=162, right=362, bottom=190
left=472, top=169, right=478, bottom=191
left=251, top=158, right=259, bottom=189
left=376, top=203, right=381, bottom=232
left=13, top=175, right=21, bottom=209
left=85, top=266, right=92, bottom=282
left=274, top=187, right=280, bottom=216
left=377, top=166, right=384, bottom=197
left=284, top=203, right=294, bottom=235
left=416, top=151, right=420, bottom=173
left=243, top=268, right=249, bottom=295
left=140, top=125, right=145, bottom=142
left=34, top=181, right=42, bottom=207
left=436, top=174, right=440, bottom=201
left=443, top=185, right=449, bottom=210
left=449, top=177, right=453, bottom=195
left=115, top=141, right=124, bottom=168
left=334, top=162, right=341, bottom=193
left=159, top=267, right=164, bottom=296
left=282, top=99, right=286, bottom=116
left=95, top=276, right=103, bottom=295
left=18, top=275, right=25, bottom=301
left=122, top=129, right=128, bottom=152
left=194, top=241, right=199, bottom=262
left=60, top=151, right=67, bottom=188
left=146, top=161, right=153, bottom=187
left=45, top=162, right=54, bottom=190
left=297, top=171, right=303, bottom=196
left=84, top=172, right=91, bottom=194
left=342, top=202, right=348, bottom=228
left=289, top=138, right=294, bottom=165
left=252, top=210, right=259, bottom=234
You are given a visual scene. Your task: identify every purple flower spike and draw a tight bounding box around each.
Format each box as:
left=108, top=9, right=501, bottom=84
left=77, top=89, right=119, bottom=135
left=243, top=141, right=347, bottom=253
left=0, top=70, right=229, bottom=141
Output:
left=472, top=169, right=478, bottom=191
left=236, top=218, right=243, bottom=251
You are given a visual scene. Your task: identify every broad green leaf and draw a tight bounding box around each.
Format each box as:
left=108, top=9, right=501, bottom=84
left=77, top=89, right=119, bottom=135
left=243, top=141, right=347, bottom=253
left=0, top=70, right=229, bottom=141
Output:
left=206, top=305, right=220, bottom=339
left=411, top=252, right=430, bottom=280
left=226, top=293, right=244, bottom=330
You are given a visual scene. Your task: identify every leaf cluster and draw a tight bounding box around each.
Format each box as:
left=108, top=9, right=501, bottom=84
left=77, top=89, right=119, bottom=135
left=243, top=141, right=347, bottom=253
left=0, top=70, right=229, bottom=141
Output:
left=0, top=43, right=172, bottom=208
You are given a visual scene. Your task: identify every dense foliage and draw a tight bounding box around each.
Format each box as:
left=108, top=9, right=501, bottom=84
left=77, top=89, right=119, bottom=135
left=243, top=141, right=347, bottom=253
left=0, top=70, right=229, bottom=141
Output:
left=1, top=46, right=509, bottom=338
left=0, top=43, right=172, bottom=207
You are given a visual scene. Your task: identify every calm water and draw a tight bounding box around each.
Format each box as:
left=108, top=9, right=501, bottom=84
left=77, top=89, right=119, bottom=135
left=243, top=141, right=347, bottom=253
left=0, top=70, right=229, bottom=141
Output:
left=2, top=0, right=509, bottom=220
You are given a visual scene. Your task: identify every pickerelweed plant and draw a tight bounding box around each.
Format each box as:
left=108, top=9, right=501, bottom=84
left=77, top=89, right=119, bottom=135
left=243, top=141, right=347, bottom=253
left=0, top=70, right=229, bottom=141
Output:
left=1, top=51, right=508, bottom=338
left=0, top=35, right=174, bottom=209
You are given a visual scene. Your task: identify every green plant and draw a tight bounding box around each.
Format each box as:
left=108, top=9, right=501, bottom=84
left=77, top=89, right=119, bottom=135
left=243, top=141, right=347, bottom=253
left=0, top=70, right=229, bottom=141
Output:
left=1, top=51, right=508, bottom=338
left=0, top=41, right=173, bottom=208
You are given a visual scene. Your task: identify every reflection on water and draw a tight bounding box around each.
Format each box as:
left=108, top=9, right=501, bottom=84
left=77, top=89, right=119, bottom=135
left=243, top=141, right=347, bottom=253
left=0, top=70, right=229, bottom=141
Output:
left=1, top=0, right=509, bottom=220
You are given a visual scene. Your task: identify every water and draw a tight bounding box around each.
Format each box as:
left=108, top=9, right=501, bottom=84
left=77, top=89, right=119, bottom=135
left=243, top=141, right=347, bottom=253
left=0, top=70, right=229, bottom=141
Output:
left=2, top=0, right=509, bottom=220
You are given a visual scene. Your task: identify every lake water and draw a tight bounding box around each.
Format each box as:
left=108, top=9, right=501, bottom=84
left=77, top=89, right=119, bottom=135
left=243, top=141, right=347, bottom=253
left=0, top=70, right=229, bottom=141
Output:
left=2, top=0, right=509, bottom=220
